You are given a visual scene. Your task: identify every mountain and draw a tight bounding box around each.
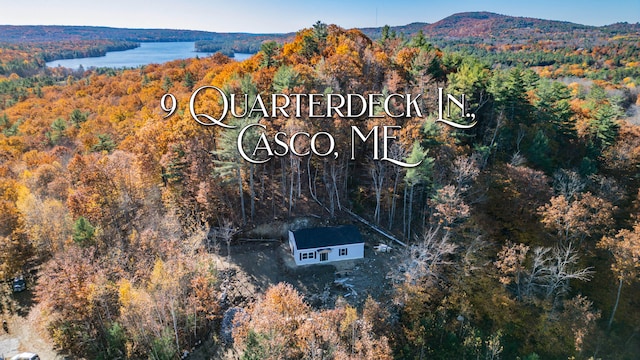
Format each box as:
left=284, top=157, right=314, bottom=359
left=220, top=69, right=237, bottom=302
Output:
left=1, top=13, right=638, bottom=44
left=602, top=22, right=640, bottom=34
left=362, top=12, right=640, bottom=41
left=2, top=12, right=636, bottom=42
left=0, top=25, right=292, bottom=58
left=0, top=25, right=291, bottom=43
left=423, top=11, right=593, bottom=38
left=0, top=12, right=638, bottom=56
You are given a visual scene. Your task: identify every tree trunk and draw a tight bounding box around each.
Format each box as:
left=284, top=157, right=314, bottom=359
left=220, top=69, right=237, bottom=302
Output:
left=289, top=156, right=295, bottom=215
left=608, top=278, right=623, bottom=331
left=170, top=299, right=180, bottom=356
left=371, top=166, right=383, bottom=225
left=403, top=185, right=408, bottom=239
left=297, top=158, right=302, bottom=198
left=236, top=164, right=246, bottom=225
left=281, top=157, right=287, bottom=208
left=407, top=184, right=415, bottom=241
left=323, top=165, right=335, bottom=217
left=388, top=167, right=400, bottom=230
left=307, top=156, right=315, bottom=199
left=249, top=162, right=255, bottom=222
left=272, top=160, right=276, bottom=218
left=343, top=155, right=349, bottom=195
left=331, top=162, right=341, bottom=211
left=260, top=164, right=265, bottom=201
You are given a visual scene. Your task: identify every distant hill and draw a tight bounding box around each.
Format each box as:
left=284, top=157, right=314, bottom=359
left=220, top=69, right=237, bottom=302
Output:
left=360, top=22, right=429, bottom=39
left=0, top=25, right=292, bottom=58
left=602, top=22, right=640, bottom=34
left=0, top=25, right=289, bottom=43
left=362, top=12, right=640, bottom=41
left=1, top=13, right=638, bottom=44
left=0, top=12, right=638, bottom=56
left=423, top=11, right=592, bottom=38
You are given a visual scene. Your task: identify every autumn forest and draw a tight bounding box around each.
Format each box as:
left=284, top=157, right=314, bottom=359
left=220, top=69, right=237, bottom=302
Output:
left=1, top=11, right=640, bottom=360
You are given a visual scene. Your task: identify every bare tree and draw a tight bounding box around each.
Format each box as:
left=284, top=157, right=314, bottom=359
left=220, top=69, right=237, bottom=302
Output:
left=496, top=242, right=593, bottom=303
left=330, top=161, right=342, bottom=211
left=452, top=155, right=480, bottom=193
left=545, top=243, right=593, bottom=301
left=515, top=125, right=526, bottom=154
left=214, top=218, right=237, bottom=263
left=591, top=174, right=626, bottom=206
left=509, top=152, right=526, bottom=167
left=394, top=227, right=457, bottom=285
left=370, top=159, right=386, bottom=225
left=553, top=169, right=585, bottom=201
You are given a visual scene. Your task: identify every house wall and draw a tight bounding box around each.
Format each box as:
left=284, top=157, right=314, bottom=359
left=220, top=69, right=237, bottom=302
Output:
left=290, top=232, right=364, bottom=266
left=288, top=230, right=297, bottom=255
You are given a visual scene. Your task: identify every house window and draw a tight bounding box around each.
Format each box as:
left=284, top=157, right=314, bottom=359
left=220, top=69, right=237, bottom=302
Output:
left=300, top=252, right=315, bottom=261
left=339, top=248, right=348, bottom=256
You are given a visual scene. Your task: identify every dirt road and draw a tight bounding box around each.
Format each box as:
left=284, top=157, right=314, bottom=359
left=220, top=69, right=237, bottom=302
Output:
left=0, top=303, right=61, bottom=360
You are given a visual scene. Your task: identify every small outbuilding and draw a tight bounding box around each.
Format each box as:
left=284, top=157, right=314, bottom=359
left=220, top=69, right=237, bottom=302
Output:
left=288, top=225, right=364, bottom=265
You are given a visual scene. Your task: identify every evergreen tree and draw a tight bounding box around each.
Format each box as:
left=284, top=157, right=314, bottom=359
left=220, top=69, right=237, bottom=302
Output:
left=72, top=216, right=95, bottom=247
left=504, top=67, right=531, bottom=124
left=260, top=41, right=278, bottom=68
left=162, top=76, right=173, bottom=92
left=312, top=21, right=328, bottom=41
left=410, top=30, right=431, bottom=50
left=300, top=34, right=319, bottom=59
left=380, top=25, right=391, bottom=42
left=590, top=104, right=619, bottom=151
left=46, top=117, right=67, bottom=144
left=403, top=142, right=434, bottom=240
left=92, top=134, right=116, bottom=153
left=0, top=113, right=8, bottom=128
left=183, top=71, right=195, bottom=90
left=535, top=81, right=575, bottom=138
left=241, top=330, right=268, bottom=360
left=163, top=144, right=187, bottom=185
left=273, top=65, right=300, bottom=92
left=527, top=129, right=553, bottom=171
left=69, top=109, right=88, bottom=128
left=490, top=67, right=535, bottom=154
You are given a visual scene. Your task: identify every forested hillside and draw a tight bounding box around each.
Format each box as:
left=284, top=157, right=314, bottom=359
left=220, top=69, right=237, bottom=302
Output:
left=0, top=25, right=290, bottom=72
left=0, top=16, right=639, bottom=360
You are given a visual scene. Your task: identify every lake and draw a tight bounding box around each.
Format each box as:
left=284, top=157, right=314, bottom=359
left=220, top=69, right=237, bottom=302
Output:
left=45, top=42, right=253, bottom=69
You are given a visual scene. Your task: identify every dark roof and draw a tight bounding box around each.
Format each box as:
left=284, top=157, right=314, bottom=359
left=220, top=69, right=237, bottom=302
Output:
left=292, top=225, right=364, bottom=250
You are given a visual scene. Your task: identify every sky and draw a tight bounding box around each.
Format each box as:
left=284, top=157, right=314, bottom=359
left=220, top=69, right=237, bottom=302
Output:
left=0, top=0, right=638, bottom=33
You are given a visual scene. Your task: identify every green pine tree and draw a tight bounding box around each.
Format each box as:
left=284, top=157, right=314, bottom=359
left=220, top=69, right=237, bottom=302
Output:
left=183, top=71, right=195, bottom=90
left=241, top=330, right=268, bottom=360
left=46, top=118, right=68, bottom=144
left=72, top=216, right=95, bottom=247
left=69, top=109, right=88, bottom=128
left=273, top=65, right=300, bottom=92
left=92, top=134, right=116, bottom=153
left=162, top=76, right=173, bottom=92
left=260, top=41, right=278, bottom=68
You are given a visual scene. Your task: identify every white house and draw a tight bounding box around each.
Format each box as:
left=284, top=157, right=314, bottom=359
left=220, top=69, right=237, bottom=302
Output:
left=288, top=225, right=364, bottom=265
